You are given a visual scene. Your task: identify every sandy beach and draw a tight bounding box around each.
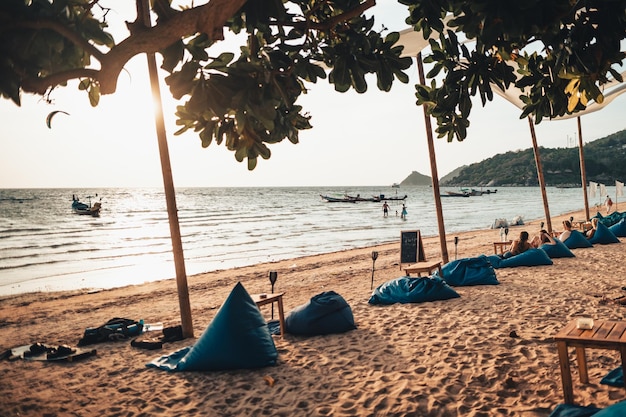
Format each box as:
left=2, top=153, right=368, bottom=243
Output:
left=1, top=208, right=626, bottom=416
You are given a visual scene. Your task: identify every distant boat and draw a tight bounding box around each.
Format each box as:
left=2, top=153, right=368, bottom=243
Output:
left=391, top=183, right=400, bottom=188
left=443, top=191, right=470, bottom=197
left=320, top=194, right=357, bottom=203
left=72, top=195, right=102, bottom=216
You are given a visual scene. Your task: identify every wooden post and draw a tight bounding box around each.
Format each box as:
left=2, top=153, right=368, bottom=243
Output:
left=416, top=52, right=449, bottom=263
left=527, top=116, right=552, bottom=234
left=577, top=117, right=590, bottom=221
left=139, top=0, right=194, bottom=338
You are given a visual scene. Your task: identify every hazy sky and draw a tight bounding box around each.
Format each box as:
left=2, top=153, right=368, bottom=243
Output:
left=1, top=2, right=624, bottom=189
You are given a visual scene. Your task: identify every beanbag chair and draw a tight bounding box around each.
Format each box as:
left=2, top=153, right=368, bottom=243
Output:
left=487, top=248, right=553, bottom=268
left=588, top=222, right=620, bottom=245
left=594, top=400, right=626, bottom=416
left=147, top=282, right=277, bottom=371
left=600, top=366, right=623, bottom=387
left=609, top=219, right=626, bottom=237
left=285, top=291, right=356, bottom=336
left=368, top=276, right=460, bottom=305
left=433, top=255, right=499, bottom=286
left=540, top=239, right=575, bottom=258
left=548, top=403, right=602, bottom=417
left=564, top=230, right=593, bottom=249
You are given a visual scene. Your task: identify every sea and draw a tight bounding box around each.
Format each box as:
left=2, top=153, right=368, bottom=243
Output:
left=0, top=186, right=608, bottom=297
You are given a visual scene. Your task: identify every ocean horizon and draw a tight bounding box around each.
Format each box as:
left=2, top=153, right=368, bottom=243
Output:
left=0, top=185, right=609, bottom=296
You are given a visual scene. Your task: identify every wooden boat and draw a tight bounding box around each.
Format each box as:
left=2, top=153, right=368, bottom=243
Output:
left=320, top=195, right=356, bottom=203
left=375, top=194, right=408, bottom=201
left=443, top=190, right=470, bottom=197
left=72, top=195, right=102, bottom=216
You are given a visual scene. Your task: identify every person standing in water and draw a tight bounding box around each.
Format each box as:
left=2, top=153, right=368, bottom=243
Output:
left=401, top=204, right=407, bottom=219
left=382, top=201, right=390, bottom=218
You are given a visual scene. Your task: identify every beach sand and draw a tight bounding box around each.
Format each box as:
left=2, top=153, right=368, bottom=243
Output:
left=1, top=208, right=626, bottom=416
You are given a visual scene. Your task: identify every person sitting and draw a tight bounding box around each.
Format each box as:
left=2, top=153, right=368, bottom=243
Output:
left=585, top=218, right=599, bottom=240
left=502, top=231, right=533, bottom=258
left=559, top=220, right=573, bottom=242
left=531, top=229, right=556, bottom=247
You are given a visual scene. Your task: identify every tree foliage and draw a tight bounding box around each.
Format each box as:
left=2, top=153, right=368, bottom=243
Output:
left=1, top=0, right=625, bottom=168
left=0, top=0, right=411, bottom=169
left=402, top=0, right=626, bottom=142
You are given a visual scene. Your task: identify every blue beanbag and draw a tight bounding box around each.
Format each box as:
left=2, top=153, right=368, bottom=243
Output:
left=368, top=276, right=460, bottom=305
left=594, top=400, right=626, bottom=416
left=548, top=403, right=602, bottom=417
left=589, top=222, right=620, bottom=245
left=564, top=230, right=593, bottom=249
left=147, top=282, right=277, bottom=371
left=433, top=255, right=499, bottom=286
left=609, top=219, right=626, bottom=237
left=600, top=366, right=623, bottom=387
left=540, top=239, right=575, bottom=258
left=285, top=291, right=356, bottom=336
left=487, top=248, right=553, bottom=268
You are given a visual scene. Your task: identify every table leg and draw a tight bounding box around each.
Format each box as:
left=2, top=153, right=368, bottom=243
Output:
left=557, top=341, right=575, bottom=404
left=575, top=347, right=588, bottom=383
left=277, top=296, right=285, bottom=338
left=620, top=347, right=626, bottom=388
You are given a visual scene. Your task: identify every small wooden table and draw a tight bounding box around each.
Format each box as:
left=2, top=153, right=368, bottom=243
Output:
left=493, top=241, right=512, bottom=255
left=251, top=293, right=285, bottom=338
left=403, top=260, right=442, bottom=277
left=554, top=319, right=626, bottom=404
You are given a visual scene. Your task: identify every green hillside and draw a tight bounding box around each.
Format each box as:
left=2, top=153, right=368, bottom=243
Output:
left=440, top=129, right=626, bottom=187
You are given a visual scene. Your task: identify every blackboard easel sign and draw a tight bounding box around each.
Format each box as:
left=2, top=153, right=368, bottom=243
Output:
left=400, top=230, right=425, bottom=267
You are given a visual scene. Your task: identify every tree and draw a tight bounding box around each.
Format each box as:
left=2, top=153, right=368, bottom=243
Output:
left=403, top=0, right=626, bottom=141
left=0, top=0, right=411, bottom=169
left=2, top=0, right=625, bottom=159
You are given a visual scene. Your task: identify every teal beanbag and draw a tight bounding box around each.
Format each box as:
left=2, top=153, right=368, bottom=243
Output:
left=487, top=248, right=553, bottom=268
left=368, top=277, right=460, bottom=305
left=434, top=255, right=499, bottom=286
left=541, top=239, right=575, bottom=258
left=589, top=222, right=620, bottom=245
left=286, top=291, right=356, bottom=336
left=594, top=400, right=626, bottom=416
left=548, top=403, right=602, bottom=417
left=609, top=219, right=626, bottom=237
left=564, top=230, right=593, bottom=249
left=147, top=282, right=277, bottom=371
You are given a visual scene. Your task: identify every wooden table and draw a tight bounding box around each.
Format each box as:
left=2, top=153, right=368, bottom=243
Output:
left=403, top=260, right=442, bottom=277
left=554, top=319, right=626, bottom=404
left=493, top=241, right=512, bottom=255
left=251, top=292, right=285, bottom=338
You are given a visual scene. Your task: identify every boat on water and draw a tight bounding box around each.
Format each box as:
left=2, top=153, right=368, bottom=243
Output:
left=320, top=194, right=357, bottom=203
left=459, top=188, right=498, bottom=196
left=72, top=195, right=102, bottom=216
left=443, top=191, right=470, bottom=197
left=343, top=194, right=408, bottom=202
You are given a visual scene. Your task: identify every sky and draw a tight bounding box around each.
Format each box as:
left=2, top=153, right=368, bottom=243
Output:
left=1, top=2, right=625, bottom=189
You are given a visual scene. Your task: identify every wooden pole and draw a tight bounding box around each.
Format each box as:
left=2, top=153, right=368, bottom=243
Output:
left=139, top=0, right=194, bottom=338
left=527, top=116, right=552, bottom=233
left=577, top=117, right=590, bottom=221
left=417, top=53, right=449, bottom=263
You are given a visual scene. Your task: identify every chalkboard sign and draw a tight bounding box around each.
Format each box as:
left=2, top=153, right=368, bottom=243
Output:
left=400, top=230, right=425, bottom=266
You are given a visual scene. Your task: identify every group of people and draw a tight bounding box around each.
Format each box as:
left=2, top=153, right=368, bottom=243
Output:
left=382, top=202, right=407, bottom=219
left=503, top=217, right=600, bottom=258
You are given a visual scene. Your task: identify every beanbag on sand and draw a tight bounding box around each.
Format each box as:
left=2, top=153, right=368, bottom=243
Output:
left=540, top=239, right=575, bottom=258
left=594, top=400, right=626, bottom=416
left=285, top=291, right=356, bottom=336
left=433, top=255, right=499, bottom=286
left=563, top=230, right=593, bottom=249
left=588, top=222, right=620, bottom=245
left=548, top=403, right=602, bottom=417
left=368, top=277, right=460, bottom=305
left=609, top=219, right=626, bottom=237
left=147, top=282, right=277, bottom=371
left=487, top=248, right=553, bottom=269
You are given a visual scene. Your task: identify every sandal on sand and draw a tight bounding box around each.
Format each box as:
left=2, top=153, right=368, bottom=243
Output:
left=47, top=345, right=76, bottom=360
